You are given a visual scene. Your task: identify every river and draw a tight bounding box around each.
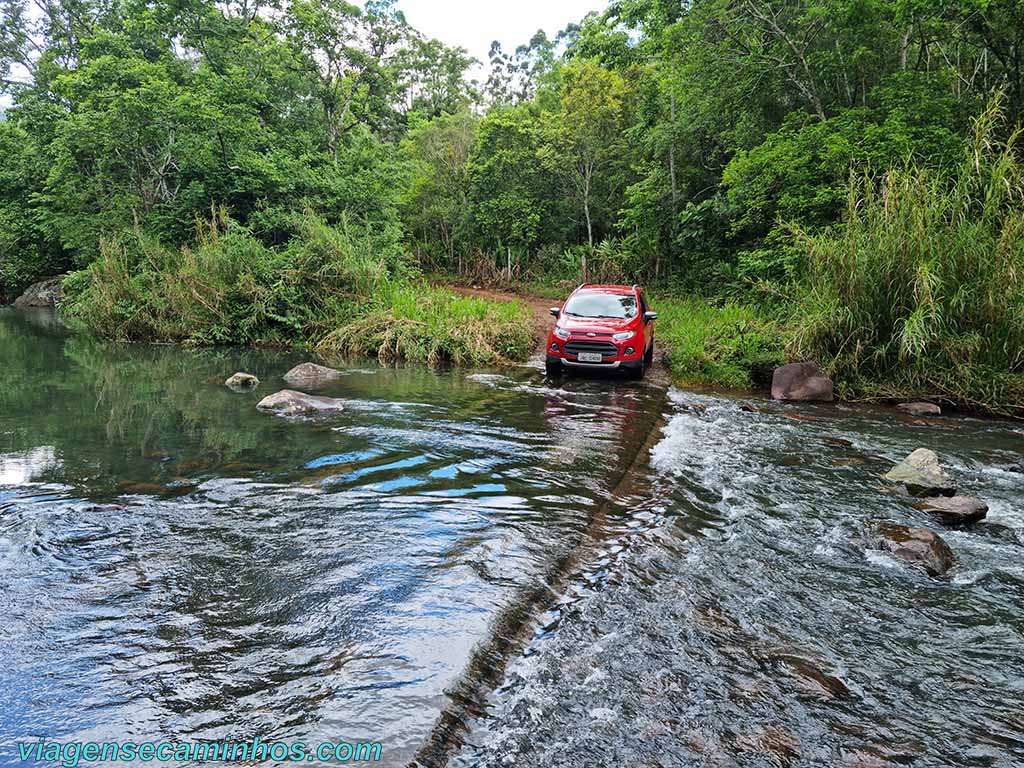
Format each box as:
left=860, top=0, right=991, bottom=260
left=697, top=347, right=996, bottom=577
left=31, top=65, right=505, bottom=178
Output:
left=1, top=306, right=1022, bottom=767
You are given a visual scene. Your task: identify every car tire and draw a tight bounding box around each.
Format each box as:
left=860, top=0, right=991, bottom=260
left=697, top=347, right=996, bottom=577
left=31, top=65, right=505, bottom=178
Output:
left=644, top=342, right=654, bottom=365
left=545, top=358, right=562, bottom=377
left=629, top=358, right=646, bottom=380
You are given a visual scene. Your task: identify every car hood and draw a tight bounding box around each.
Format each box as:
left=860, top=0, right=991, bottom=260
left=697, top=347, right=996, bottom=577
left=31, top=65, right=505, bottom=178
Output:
left=557, top=315, right=635, bottom=334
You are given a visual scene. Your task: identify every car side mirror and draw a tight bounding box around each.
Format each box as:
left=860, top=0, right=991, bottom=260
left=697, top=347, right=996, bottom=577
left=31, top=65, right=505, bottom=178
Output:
left=644, top=311, right=658, bottom=323
left=549, top=307, right=560, bottom=318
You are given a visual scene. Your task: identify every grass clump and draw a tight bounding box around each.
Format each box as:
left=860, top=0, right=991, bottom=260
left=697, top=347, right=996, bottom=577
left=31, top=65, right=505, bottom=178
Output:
left=62, top=209, right=391, bottom=345
left=316, top=282, right=534, bottom=366
left=790, top=100, right=1024, bottom=416
left=655, top=296, right=785, bottom=389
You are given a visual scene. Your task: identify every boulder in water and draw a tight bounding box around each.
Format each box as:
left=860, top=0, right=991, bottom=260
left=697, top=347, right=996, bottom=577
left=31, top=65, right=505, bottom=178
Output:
left=771, top=362, right=834, bottom=402
left=882, top=448, right=956, bottom=497
left=283, top=362, right=342, bottom=386
left=913, top=496, right=988, bottom=526
left=257, top=390, right=345, bottom=416
left=13, top=277, right=62, bottom=308
left=225, top=372, right=259, bottom=391
left=872, top=522, right=955, bottom=576
left=896, top=401, right=942, bottom=417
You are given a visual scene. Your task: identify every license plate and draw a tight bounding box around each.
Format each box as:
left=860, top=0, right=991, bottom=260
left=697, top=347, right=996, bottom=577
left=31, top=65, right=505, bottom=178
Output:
left=577, top=352, right=604, bottom=363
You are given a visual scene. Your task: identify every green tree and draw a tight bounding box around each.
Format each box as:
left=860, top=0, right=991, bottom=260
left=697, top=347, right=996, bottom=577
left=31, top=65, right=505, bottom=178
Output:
left=539, top=58, right=628, bottom=259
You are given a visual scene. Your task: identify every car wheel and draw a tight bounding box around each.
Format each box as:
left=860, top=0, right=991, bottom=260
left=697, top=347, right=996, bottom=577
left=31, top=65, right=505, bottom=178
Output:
left=630, top=358, right=646, bottom=380
left=545, top=360, right=562, bottom=377
left=644, top=341, right=654, bottom=365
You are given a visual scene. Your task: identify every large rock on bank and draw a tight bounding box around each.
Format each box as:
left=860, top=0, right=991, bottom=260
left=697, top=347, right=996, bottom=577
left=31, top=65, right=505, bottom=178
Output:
left=883, top=448, right=956, bottom=497
left=913, top=496, right=988, bottom=526
left=257, top=390, right=345, bottom=416
left=771, top=362, right=834, bottom=402
left=13, top=277, right=62, bottom=308
left=283, top=362, right=342, bottom=386
left=872, top=522, right=955, bottom=577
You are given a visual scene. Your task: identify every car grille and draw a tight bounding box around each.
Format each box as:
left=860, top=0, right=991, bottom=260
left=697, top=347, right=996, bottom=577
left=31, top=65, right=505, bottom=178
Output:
left=564, top=340, right=618, bottom=359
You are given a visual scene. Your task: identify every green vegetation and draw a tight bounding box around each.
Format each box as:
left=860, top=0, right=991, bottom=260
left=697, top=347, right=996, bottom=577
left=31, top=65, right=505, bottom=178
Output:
left=2, top=0, right=1024, bottom=406
left=62, top=210, right=532, bottom=365
left=655, top=297, right=785, bottom=390
left=790, top=104, right=1024, bottom=416
left=317, top=283, right=534, bottom=366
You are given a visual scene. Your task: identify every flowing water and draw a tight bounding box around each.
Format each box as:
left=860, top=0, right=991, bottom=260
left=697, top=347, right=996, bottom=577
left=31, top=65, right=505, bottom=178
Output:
left=1, top=306, right=1023, bottom=767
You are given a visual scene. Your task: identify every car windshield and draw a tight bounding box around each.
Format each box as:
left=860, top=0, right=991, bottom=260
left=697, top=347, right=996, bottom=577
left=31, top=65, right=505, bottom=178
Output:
left=563, top=292, right=638, bottom=319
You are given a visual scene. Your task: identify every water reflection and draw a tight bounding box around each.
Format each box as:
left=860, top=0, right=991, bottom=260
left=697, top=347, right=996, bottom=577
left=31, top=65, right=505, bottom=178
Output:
left=0, top=307, right=668, bottom=767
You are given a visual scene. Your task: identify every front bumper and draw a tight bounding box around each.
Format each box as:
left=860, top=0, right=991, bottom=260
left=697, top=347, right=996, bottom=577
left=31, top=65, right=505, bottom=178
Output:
left=547, top=354, right=643, bottom=372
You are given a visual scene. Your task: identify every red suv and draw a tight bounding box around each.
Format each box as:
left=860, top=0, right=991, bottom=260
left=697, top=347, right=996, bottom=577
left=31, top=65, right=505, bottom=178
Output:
left=545, top=284, right=657, bottom=379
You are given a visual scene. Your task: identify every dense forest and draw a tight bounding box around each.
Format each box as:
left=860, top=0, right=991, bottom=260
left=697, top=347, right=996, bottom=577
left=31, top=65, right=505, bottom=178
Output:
left=2, top=0, right=1023, bottom=411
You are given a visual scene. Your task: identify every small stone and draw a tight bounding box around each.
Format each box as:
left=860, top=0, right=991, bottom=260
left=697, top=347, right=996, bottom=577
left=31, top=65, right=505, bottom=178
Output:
left=739, top=402, right=760, bottom=413
left=897, top=402, right=942, bottom=417
left=225, top=372, right=259, bottom=390
left=283, top=362, right=342, bottom=386
left=257, top=390, right=345, bottom=416
left=913, top=496, right=988, bottom=526
left=872, top=522, right=955, bottom=576
left=882, top=448, right=956, bottom=497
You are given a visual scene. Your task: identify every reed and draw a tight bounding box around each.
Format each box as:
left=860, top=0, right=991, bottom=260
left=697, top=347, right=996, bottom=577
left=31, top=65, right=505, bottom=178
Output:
left=790, top=99, right=1024, bottom=415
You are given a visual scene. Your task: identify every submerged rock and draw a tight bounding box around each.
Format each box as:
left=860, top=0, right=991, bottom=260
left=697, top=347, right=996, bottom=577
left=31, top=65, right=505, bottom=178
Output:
left=283, top=362, right=342, bottom=386
left=257, top=389, right=345, bottom=416
left=872, top=522, right=955, bottom=576
left=771, top=362, right=834, bottom=402
left=882, top=448, right=956, bottom=497
left=913, top=496, right=988, bottom=526
left=773, top=653, right=852, bottom=700
left=897, top=402, right=942, bottom=417
left=225, top=372, right=259, bottom=391
left=13, top=277, right=62, bottom=308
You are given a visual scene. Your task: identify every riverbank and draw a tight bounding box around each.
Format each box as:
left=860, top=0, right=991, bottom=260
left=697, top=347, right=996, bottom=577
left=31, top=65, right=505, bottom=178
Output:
left=55, top=213, right=535, bottom=367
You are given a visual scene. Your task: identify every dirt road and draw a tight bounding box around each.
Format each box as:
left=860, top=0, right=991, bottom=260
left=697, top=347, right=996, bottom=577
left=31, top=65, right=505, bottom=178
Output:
left=448, top=285, right=555, bottom=346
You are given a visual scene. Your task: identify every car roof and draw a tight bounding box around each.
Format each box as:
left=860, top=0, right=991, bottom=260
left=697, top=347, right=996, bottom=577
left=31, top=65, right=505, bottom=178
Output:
left=574, top=284, right=638, bottom=296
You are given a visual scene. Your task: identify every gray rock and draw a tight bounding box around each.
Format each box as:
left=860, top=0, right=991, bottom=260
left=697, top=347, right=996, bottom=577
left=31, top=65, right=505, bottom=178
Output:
left=872, top=522, right=955, bottom=576
left=13, top=277, right=62, bottom=308
left=913, top=496, right=988, bottom=525
left=225, top=372, right=260, bottom=391
left=283, top=362, right=342, bottom=386
left=897, top=402, right=942, bottom=417
left=256, top=390, right=345, bottom=416
left=771, top=362, right=834, bottom=402
left=883, top=448, right=956, bottom=497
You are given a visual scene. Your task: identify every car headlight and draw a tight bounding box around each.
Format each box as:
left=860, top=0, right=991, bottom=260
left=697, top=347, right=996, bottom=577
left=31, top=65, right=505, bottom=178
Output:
left=612, top=330, right=636, bottom=343
left=554, top=327, right=571, bottom=340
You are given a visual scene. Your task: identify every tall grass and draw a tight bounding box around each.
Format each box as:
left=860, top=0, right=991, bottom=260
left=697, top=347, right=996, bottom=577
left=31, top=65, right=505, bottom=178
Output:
left=62, top=210, right=391, bottom=345
left=656, top=296, right=785, bottom=389
left=62, top=210, right=535, bottom=365
left=790, top=99, right=1024, bottom=415
left=316, top=282, right=534, bottom=366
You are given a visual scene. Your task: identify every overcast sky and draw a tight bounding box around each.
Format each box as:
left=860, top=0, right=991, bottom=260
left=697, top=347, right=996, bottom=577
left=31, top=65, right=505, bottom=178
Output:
left=0, top=0, right=604, bottom=109
left=396, top=0, right=602, bottom=71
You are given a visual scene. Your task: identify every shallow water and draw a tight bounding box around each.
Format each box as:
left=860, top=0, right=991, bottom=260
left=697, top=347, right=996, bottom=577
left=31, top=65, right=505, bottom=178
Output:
left=2, top=307, right=1023, bottom=767
left=455, top=392, right=1024, bottom=767
left=0, top=308, right=666, bottom=767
